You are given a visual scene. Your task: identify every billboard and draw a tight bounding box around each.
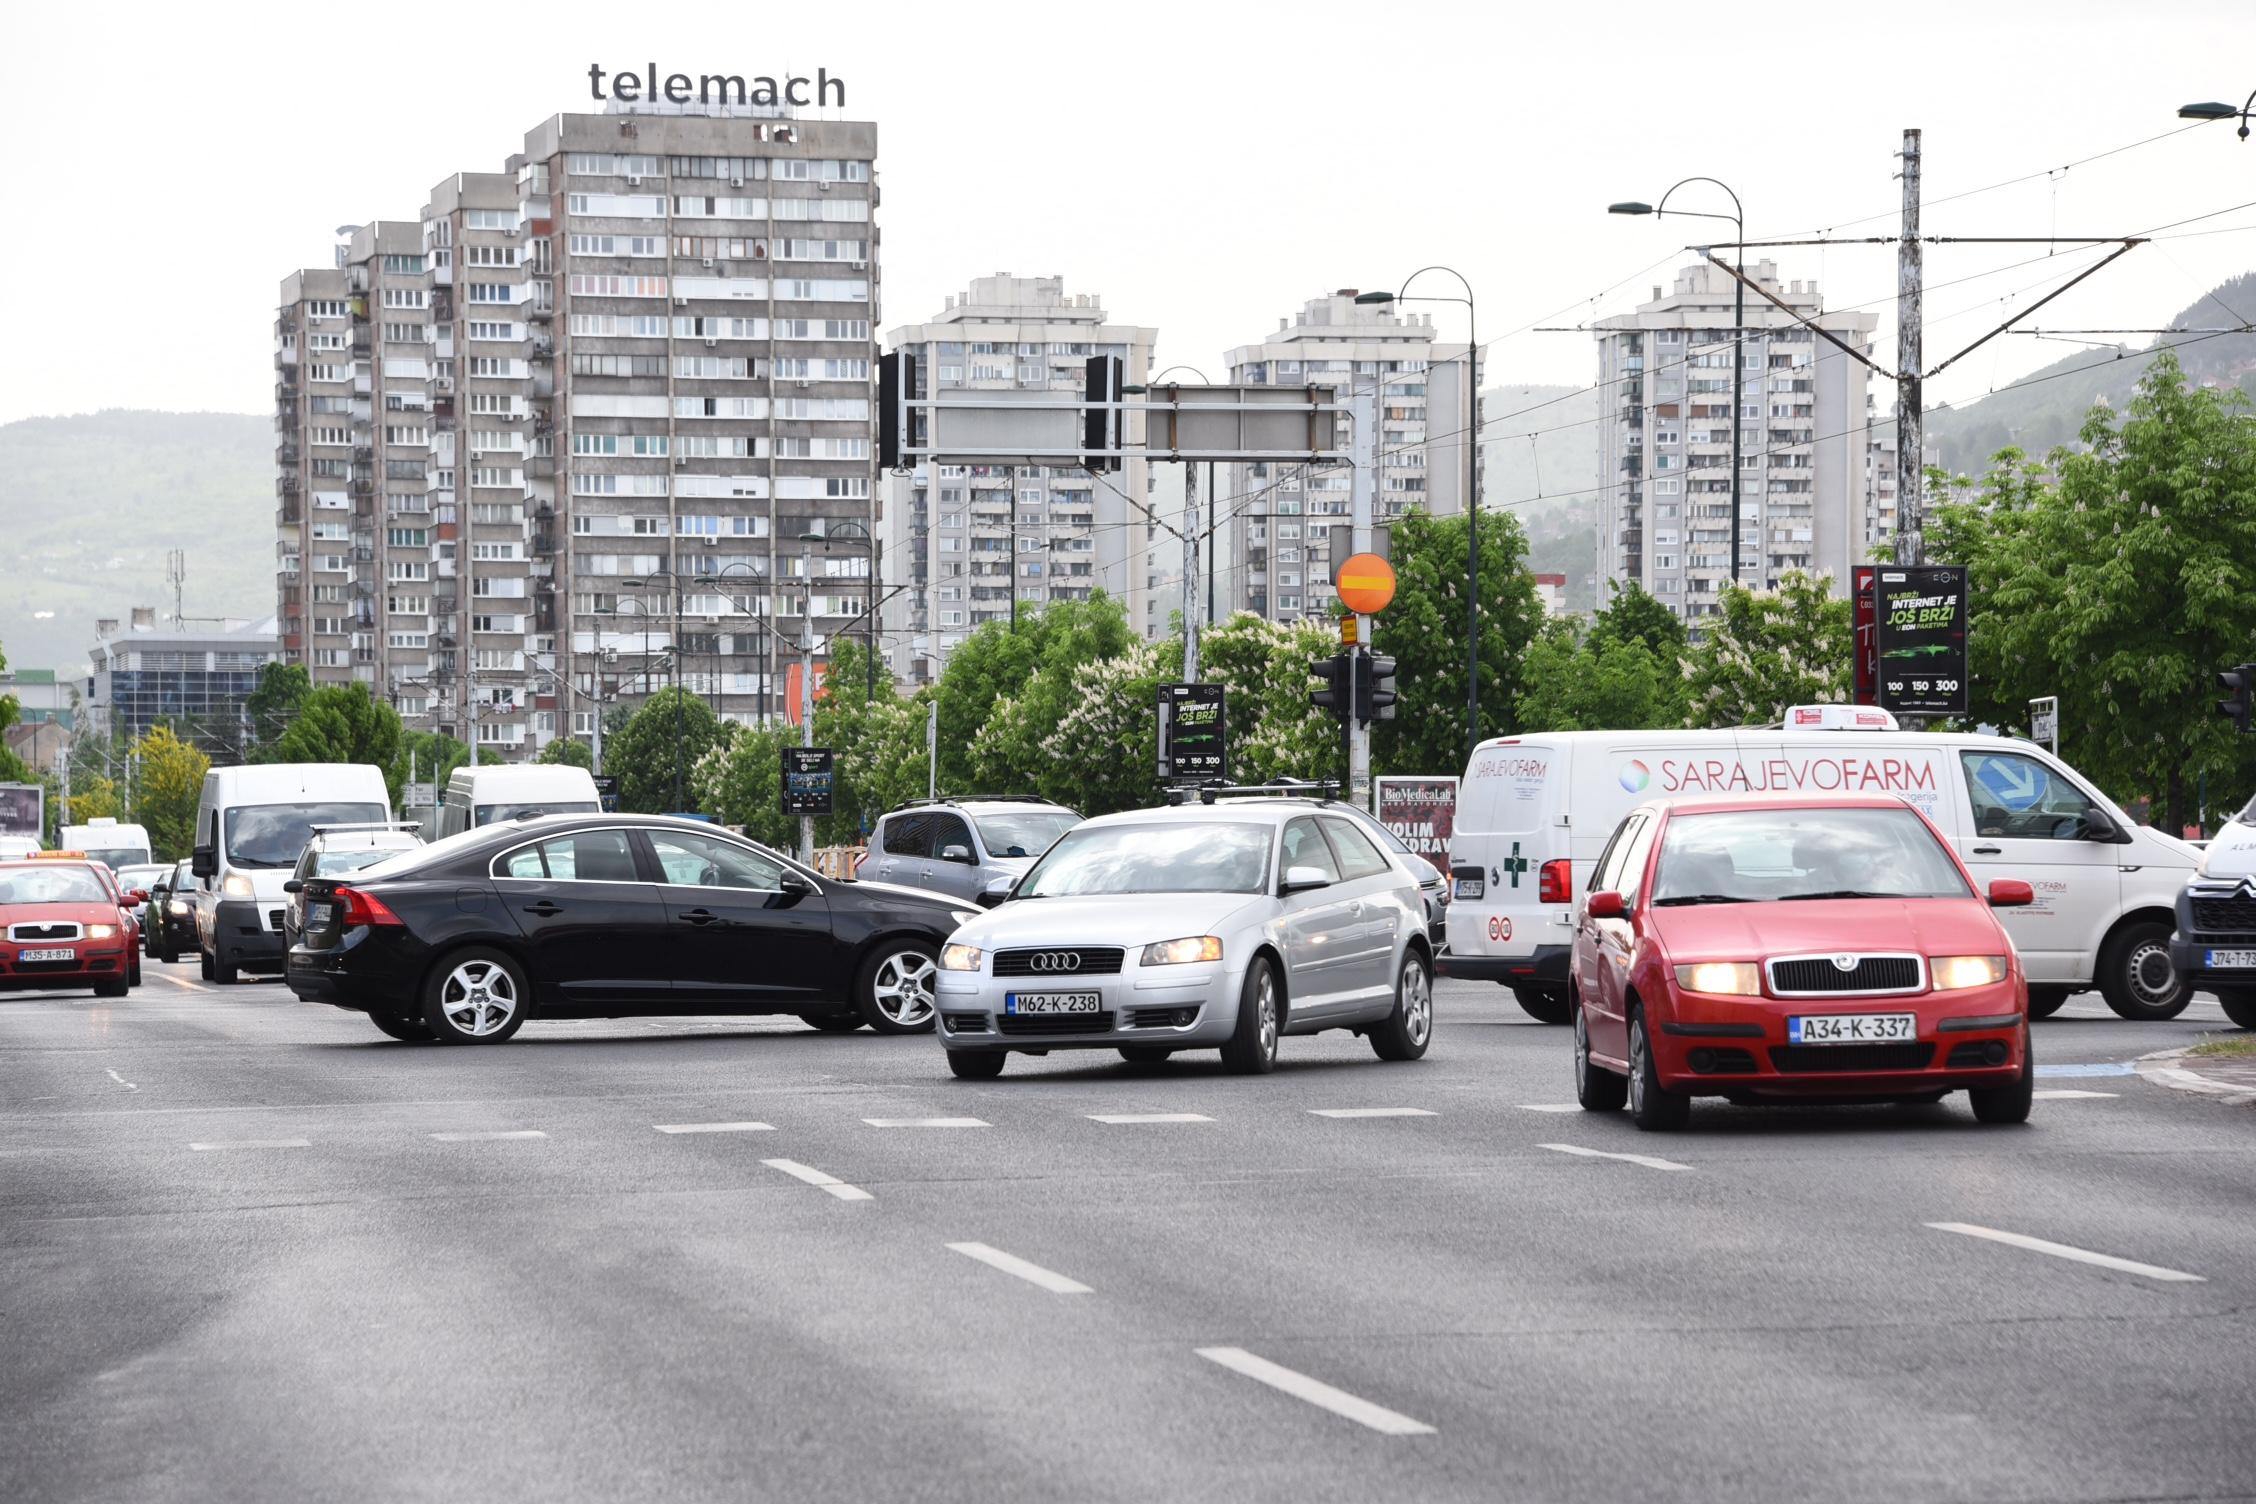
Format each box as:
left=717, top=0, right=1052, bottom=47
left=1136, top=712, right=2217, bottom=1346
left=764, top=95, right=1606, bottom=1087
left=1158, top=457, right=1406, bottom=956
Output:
left=780, top=747, right=835, bottom=816
left=1874, top=565, right=1968, bottom=715
left=1157, top=683, right=1227, bottom=781
left=0, top=783, right=42, bottom=840
left=1375, top=776, right=1457, bottom=879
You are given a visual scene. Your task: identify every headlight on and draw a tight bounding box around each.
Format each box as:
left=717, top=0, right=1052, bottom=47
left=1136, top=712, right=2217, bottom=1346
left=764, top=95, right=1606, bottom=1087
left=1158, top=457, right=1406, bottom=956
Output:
left=222, top=873, right=255, bottom=898
left=940, top=943, right=984, bottom=972
left=1141, top=936, right=1223, bottom=966
left=86, top=924, right=118, bottom=940
left=1674, top=961, right=1762, bottom=995
left=1932, top=955, right=2008, bottom=990
left=170, top=899, right=192, bottom=913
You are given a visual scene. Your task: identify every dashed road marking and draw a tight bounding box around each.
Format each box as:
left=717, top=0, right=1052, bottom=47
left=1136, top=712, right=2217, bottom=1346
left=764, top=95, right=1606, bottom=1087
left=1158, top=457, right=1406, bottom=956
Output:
left=862, top=1117, right=990, bottom=1129
left=946, top=1242, right=1092, bottom=1295
left=1308, top=1108, right=1436, bottom=1119
left=2036, top=1062, right=2138, bottom=1077
left=762, top=1158, right=873, bottom=1201
left=1517, top=1104, right=1583, bottom=1113
left=190, top=1138, right=310, bottom=1151
left=1539, top=1142, right=1692, bottom=1173
left=2032, top=1089, right=2118, bottom=1100
left=1087, top=1112, right=1214, bottom=1124
left=1926, top=1222, right=2204, bottom=1283
left=153, top=972, right=210, bottom=992
left=654, top=1121, right=776, bottom=1134
left=105, top=1069, right=137, bottom=1092
left=429, top=1130, right=548, bottom=1142
left=1196, top=1347, right=1435, bottom=1436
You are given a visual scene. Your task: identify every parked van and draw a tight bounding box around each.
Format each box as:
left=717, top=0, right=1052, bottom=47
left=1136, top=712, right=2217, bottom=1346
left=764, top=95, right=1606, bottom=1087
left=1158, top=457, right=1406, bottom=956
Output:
left=431, top=764, right=602, bottom=840
left=191, top=763, right=390, bottom=983
left=2167, top=793, right=2256, bottom=1031
left=60, top=818, right=153, bottom=874
left=1443, top=705, right=2201, bottom=1024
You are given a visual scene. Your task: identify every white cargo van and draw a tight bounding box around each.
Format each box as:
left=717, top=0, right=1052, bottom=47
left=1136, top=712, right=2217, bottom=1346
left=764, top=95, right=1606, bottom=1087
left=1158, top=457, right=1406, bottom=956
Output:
left=191, top=763, right=391, bottom=983
left=1441, top=705, right=2201, bottom=1023
left=60, top=818, right=153, bottom=874
left=2167, top=795, right=2256, bottom=1031
left=431, top=764, right=602, bottom=840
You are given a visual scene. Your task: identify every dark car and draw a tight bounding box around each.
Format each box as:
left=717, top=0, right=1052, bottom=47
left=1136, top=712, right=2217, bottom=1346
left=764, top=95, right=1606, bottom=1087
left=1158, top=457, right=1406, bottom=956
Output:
left=285, top=814, right=981, bottom=1045
left=145, top=859, right=200, bottom=962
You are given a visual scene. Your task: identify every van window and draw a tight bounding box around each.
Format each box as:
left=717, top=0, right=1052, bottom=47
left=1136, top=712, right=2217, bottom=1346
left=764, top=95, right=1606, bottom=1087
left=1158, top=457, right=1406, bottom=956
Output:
left=476, top=800, right=601, bottom=826
left=1959, top=750, right=2110, bottom=841
left=225, top=803, right=388, bottom=869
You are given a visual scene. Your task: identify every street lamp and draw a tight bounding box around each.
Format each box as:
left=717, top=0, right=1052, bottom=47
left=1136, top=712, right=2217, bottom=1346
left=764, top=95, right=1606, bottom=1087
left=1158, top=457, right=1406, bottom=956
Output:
left=1611, top=178, right=1748, bottom=591
left=817, top=519, right=880, bottom=701
left=2180, top=90, right=2255, bottom=139
left=1356, top=272, right=1480, bottom=759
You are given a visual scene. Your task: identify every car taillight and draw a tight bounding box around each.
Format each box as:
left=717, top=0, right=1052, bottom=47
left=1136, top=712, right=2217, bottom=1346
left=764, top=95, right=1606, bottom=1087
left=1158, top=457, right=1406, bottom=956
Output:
left=1538, top=858, right=1571, bottom=905
left=335, top=886, right=404, bottom=929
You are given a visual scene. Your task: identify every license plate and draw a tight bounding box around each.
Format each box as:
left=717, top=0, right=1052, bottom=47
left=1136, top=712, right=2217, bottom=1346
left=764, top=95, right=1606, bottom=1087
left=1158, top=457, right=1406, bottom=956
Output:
left=1789, top=1012, right=1917, bottom=1044
left=1005, top=991, right=1101, bottom=1015
left=2205, top=949, right=2256, bottom=969
left=308, top=902, right=333, bottom=927
left=1454, top=877, right=1484, bottom=899
left=20, top=948, right=75, bottom=963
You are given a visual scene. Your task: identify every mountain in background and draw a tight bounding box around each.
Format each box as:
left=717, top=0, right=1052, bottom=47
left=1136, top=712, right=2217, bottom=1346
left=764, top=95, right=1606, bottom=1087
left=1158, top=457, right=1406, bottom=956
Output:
left=0, top=411, right=276, bottom=672
left=1924, top=272, right=2256, bottom=477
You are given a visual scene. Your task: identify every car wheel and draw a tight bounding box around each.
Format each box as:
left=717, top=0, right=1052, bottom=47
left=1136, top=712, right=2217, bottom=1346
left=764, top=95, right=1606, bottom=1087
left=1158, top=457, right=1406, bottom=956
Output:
left=95, top=978, right=130, bottom=999
left=856, top=940, right=939, bottom=1034
left=1574, top=996, right=1627, bottom=1112
left=212, top=945, right=239, bottom=986
left=129, top=956, right=142, bottom=989
left=1512, top=985, right=1571, bottom=1025
left=1370, top=948, right=1434, bottom=1061
left=1220, top=958, right=1281, bottom=1075
left=947, top=1049, right=1006, bottom=1080
left=1968, top=1030, right=2034, bottom=1125
left=1117, top=1046, right=1173, bottom=1065
left=2218, top=990, right=2256, bottom=1031
left=369, top=1013, right=437, bottom=1043
left=799, top=1012, right=866, bottom=1034
left=2025, top=987, right=2070, bottom=1020
left=1626, top=1006, right=1690, bottom=1132
left=157, top=934, right=176, bottom=964
left=420, top=949, right=529, bottom=1045
left=2097, top=920, right=2188, bottom=1020
left=199, top=949, right=215, bottom=982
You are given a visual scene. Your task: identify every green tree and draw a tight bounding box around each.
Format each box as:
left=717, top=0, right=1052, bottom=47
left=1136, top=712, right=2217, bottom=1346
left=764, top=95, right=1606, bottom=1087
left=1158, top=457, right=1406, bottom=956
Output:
left=63, top=773, right=124, bottom=825
left=1198, top=612, right=1343, bottom=785
left=605, top=687, right=730, bottom=814
left=1515, top=618, right=1682, bottom=732
left=129, top=724, right=210, bottom=860
left=804, top=639, right=930, bottom=844
left=390, top=730, right=471, bottom=819
left=696, top=722, right=802, bottom=850
left=976, top=639, right=1177, bottom=815
left=536, top=736, right=593, bottom=769
left=1371, top=508, right=1547, bottom=775
left=1590, top=580, right=1688, bottom=662
left=274, top=683, right=404, bottom=779
left=931, top=594, right=1135, bottom=793
left=0, top=634, right=29, bottom=788
left=1680, top=572, right=1852, bottom=728
left=242, top=662, right=312, bottom=761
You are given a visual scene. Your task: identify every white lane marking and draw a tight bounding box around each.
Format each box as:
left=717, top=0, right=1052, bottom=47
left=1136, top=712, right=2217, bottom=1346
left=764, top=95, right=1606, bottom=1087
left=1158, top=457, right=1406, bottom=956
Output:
left=105, top=1069, right=138, bottom=1092
left=654, top=1121, right=776, bottom=1134
left=1088, top=1112, right=1214, bottom=1124
left=154, top=972, right=210, bottom=992
left=190, top=1138, right=310, bottom=1151
left=1517, top=1103, right=1583, bottom=1113
left=429, top=1130, right=548, bottom=1142
left=862, top=1117, right=990, bottom=1128
left=1926, top=1222, right=2205, bottom=1283
left=1308, top=1108, right=1436, bottom=1119
left=1196, top=1347, right=1435, bottom=1436
left=761, top=1158, right=873, bottom=1201
left=945, top=1241, right=1093, bottom=1295
left=1539, top=1142, right=1692, bottom=1173
left=2032, top=1089, right=2118, bottom=1100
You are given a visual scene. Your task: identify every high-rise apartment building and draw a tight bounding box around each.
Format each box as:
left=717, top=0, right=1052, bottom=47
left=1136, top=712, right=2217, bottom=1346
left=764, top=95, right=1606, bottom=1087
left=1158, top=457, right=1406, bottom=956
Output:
left=1217, top=293, right=1466, bottom=622
left=1592, top=261, right=1880, bottom=619
left=274, top=100, right=879, bottom=758
left=880, top=276, right=1157, bottom=682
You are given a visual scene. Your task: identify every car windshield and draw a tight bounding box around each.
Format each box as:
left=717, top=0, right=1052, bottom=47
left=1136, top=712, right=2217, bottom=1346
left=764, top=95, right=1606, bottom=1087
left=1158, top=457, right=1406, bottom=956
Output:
left=1018, top=821, right=1272, bottom=897
left=1651, top=807, right=1972, bottom=906
left=120, top=865, right=171, bottom=889
left=973, top=810, right=1079, bottom=859
left=314, top=847, right=412, bottom=876
left=476, top=801, right=601, bottom=826
left=0, top=866, right=112, bottom=904
left=225, top=803, right=389, bottom=868
left=85, top=847, right=146, bottom=873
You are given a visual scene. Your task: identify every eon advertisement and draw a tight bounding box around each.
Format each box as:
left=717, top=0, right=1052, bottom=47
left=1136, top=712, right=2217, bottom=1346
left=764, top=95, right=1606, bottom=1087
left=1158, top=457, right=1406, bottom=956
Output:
left=1874, top=564, right=1968, bottom=715
left=1157, top=683, right=1227, bottom=780
left=1374, top=777, right=1456, bottom=879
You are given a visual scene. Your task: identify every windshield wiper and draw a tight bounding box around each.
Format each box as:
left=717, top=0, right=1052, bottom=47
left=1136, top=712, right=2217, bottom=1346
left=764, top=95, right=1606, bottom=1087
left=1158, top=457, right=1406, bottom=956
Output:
left=1652, top=893, right=1752, bottom=906
left=1780, top=889, right=1901, bottom=901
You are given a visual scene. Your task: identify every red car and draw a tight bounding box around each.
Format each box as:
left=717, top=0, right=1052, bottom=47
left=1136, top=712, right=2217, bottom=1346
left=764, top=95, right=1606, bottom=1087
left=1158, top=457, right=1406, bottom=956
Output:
left=1570, top=795, right=2033, bottom=1130
left=0, top=857, right=147, bottom=998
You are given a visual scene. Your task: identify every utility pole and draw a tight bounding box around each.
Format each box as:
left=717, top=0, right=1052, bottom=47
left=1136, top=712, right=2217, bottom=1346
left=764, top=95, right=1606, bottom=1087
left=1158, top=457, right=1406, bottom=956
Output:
left=1346, top=390, right=1377, bottom=809
left=1729, top=230, right=1747, bottom=584
left=1181, top=460, right=1201, bottom=684
left=926, top=699, right=938, bottom=801
left=800, top=541, right=817, bottom=865
left=1897, top=127, right=1924, bottom=566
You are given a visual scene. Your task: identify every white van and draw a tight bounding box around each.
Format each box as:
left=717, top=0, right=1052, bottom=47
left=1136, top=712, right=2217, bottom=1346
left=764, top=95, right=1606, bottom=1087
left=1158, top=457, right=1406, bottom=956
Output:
left=191, top=763, right=391, bottom=983
left=1441, top=705, right=2201, bottom=1024
left=60, top=818, right=153, bottom=874
left=2167, top=795, right=2256, bottom=1031
left=431, top=764, right=602, bottom=840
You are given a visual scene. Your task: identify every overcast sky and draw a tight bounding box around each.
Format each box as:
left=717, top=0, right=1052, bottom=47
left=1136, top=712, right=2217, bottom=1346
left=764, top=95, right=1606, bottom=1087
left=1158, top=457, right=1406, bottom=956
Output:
left=4, top=0, right=2250, bottom=428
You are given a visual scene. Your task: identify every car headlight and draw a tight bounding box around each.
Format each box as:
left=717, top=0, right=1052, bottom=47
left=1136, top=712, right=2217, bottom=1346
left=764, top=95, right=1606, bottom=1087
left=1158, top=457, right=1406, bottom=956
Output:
left=1141, top=936, right=1224, bottom=966
left=222, top=873, right=255, bottom=898
left=940, top=943, right=984, bottom=972
left=1674, top=961, right=1762, bottom=995
left=170, top=899, right=192, bottom=913
left=86, top=924, right=118, bottom=940
left=1932, top=955, right=2009, bottom=991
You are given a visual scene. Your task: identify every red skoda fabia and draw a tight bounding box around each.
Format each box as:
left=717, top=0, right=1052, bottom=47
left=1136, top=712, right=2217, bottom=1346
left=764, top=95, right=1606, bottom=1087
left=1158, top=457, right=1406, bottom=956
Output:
left=1570, top=795, right=2033, bottom=1131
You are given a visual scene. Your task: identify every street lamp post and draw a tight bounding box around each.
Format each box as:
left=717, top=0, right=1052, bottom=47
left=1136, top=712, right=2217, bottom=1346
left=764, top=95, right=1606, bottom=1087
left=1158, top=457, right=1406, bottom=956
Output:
left=795, top=530, right=826, bottom=864
left=816, top=519, right=880, bottom=701
left=1356, top=274, right=1480, bottom=758
left=2180, top=90, right=2256, bottom=139
left=1610, top=179, right=1748, bottom=590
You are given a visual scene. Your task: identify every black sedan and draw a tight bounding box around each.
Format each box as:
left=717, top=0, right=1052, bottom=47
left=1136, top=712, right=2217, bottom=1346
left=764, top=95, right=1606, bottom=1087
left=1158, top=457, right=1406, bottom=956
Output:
left=285, top=815, right=979, bottom=1045
left=145, top=860, right=200, bottom=963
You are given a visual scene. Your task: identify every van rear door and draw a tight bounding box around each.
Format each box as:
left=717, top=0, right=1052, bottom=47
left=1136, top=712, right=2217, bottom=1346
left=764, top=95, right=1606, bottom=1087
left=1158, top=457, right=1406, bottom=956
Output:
left=1447, top=740, right=1571, bottom=975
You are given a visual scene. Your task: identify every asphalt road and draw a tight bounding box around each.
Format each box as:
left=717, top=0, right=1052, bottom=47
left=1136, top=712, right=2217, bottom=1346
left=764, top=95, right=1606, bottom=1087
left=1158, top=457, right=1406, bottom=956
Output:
left=4, top=962, right=2253, bottom=1504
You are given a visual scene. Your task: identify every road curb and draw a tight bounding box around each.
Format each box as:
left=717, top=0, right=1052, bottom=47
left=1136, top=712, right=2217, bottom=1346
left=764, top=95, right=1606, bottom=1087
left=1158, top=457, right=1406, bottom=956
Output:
left=2133, top=1047, right=2256, bottom=1107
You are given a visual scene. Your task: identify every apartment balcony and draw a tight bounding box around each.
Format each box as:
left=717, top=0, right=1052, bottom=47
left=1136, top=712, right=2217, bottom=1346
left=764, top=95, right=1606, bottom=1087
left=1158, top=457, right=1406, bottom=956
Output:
left=531, top=530, right=555, bottom=556
left=276, top=443, right=300, bottom=466
left=276, top=504, right=303, bottom=527
left=277, top=474, right=301, bottom=497
left=528, top=336, right=555, bottom=362
left=525, top=455, right=554, bottom=478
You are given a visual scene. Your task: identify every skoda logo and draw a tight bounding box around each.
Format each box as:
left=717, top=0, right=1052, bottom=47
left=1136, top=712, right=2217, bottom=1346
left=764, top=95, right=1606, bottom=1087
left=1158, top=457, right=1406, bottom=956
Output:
left=1831, top=955, right=1859, bottom=972
left=1030, top=951, right=1082, bottom=973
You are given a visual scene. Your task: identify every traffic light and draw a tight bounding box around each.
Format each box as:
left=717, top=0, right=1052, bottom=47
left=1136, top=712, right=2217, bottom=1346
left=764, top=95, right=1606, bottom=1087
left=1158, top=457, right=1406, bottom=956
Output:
left=1083, top=355, right=1123, bottom=471
left=1355, top=652, right=1397, bottom=725
left=1309, top=653, right=1352, bottom=720
left=878, top=351, right=914, bottom=470
left=2219, top=664, right=2256, bottom=733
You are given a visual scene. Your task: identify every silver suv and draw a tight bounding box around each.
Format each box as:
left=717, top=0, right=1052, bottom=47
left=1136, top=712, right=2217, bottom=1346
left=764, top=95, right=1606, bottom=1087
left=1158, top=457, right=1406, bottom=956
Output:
left=860, top=796, right=1081, bottom=903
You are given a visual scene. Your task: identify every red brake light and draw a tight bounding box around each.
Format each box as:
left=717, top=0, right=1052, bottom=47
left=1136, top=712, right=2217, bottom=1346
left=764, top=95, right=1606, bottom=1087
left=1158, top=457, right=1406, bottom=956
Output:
left=1538, top=858, right=1572, bottom=905
left=336, top=886, right=404, bottom=928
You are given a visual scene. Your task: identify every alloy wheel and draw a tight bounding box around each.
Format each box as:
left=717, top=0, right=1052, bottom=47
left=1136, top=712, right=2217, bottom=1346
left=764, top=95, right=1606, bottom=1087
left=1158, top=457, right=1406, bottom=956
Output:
left=440, top=959, right=518, bottom=1037
left=872, top=949, right=938, bottom=1028
left=1255, top=968, right=1279, bottom=1060
left=1574, top=1008, right=1590, bottom=1097
left=1628, top=1017, right=1648, bottom=1115
left=1401, top=958, right=1432, bottom=1047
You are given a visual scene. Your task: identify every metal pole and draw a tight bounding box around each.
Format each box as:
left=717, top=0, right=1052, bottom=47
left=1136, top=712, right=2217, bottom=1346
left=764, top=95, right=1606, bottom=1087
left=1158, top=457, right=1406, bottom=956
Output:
left=1464, top=299, right=1481, bottom=759
left=1898, top=127, right=1925, bottom=566
left=672, top=578, right=684, bottom=812
left=1730, top=208, right=1746, bottom=586
left=800, top=542, right=816, bottom=865
left=1348, top=389, right=1377, bottom=807
left=1206, top=460, right=1216, bottom=626
left=927, top=700, right=938, bottom=800
left=1183, top=460, right=1201, bottom=684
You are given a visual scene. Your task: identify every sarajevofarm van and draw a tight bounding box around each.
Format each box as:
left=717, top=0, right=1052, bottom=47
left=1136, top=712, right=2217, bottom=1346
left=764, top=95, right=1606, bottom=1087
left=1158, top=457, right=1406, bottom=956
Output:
left=1441, top=705, right=2200, bottom=1024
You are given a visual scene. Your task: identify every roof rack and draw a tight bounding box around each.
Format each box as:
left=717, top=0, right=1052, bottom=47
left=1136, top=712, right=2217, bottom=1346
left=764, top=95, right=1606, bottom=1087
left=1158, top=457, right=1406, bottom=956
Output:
left=1168, top=778, right=1343, bottom=807
left=883, top=793, right=1066, bottom=813
left=309, top=822, right=426, bottom=835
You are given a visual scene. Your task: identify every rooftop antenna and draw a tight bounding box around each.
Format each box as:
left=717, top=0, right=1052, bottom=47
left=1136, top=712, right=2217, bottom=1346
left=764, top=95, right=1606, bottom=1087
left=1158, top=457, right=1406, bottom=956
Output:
left=166, top=549, right=186, bottom=625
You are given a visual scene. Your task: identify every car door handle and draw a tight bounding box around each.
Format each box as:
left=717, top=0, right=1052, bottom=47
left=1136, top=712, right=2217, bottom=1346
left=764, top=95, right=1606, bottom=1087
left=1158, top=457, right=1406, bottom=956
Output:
left=680, top=908, right=721, bottom=926
left=1972, top=845, right=2002, bottom=855
left=521, top=900, right=563, bottom=916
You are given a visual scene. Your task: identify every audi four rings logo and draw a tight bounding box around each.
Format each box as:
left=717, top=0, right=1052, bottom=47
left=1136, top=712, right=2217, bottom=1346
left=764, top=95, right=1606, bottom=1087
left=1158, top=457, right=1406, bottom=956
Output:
left=1028, top=952, right=1083, bottom=973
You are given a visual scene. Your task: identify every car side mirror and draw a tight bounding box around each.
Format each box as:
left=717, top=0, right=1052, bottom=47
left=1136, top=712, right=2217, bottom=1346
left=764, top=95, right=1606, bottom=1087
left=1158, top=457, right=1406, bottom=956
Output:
left=978, top=874, right=1015, bottom=908
left=1587, top=890, right=1627, bottom=920
left=283, top=879, right=304, bottom=894
left=191, top=846, right=216, bottom=879
left=1987, top=878, right=2034, bottom=908
left=778, top=869, right=815, bottom=896
left=1280, top=865, right=1332, bottom=895
left=121, top=892, right=147, bottom=907
left=938, top=843, right=973, bottom=864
